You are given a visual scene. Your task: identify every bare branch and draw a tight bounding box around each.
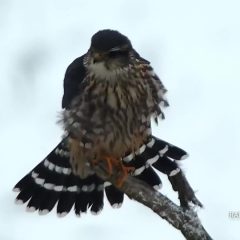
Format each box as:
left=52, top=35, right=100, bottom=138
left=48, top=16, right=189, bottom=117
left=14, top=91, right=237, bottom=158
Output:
left=93, top=162, right=213, bottom=240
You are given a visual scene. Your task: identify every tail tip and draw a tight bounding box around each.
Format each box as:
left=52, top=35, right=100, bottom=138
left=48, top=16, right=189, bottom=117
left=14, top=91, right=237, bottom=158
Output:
left=91, top=209, right=102, bottom=215
left=26, top=206, right=37, bottom=212
left=180, top=154, right=189, bottom=160
left=15, top=199, right=24, bottom=205
left=12, top=187, right=20, bottom=192
left=111, top=203, right=122, bottom=209
left=39, top=209, right=50, bottom=215
left=153, top=183, right=162, bottom=191
left=57, top=212, right=68, bottom=218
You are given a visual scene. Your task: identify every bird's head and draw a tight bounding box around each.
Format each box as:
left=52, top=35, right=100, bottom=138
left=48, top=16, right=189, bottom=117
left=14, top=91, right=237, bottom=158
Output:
left=84, top=29, right=134, bottom=79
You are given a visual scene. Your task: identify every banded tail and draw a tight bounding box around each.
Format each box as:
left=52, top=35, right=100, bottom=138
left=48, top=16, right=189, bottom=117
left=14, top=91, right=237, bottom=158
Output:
left=13, top=135, right=193, bottom=217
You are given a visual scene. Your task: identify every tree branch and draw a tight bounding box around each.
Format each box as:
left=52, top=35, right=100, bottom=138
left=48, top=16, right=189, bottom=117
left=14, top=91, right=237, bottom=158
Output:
left=93, top=163, right=213, bottom=240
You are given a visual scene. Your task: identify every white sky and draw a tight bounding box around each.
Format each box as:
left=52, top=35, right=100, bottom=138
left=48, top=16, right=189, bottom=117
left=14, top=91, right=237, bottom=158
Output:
left=1, top=0, right=240, bottom=239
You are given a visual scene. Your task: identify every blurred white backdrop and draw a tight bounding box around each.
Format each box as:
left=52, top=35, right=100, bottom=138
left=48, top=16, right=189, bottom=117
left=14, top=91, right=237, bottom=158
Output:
left=0, top=0, right=240, bottom=239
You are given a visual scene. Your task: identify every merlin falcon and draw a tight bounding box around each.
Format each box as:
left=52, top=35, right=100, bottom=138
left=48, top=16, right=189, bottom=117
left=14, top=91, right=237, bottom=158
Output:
left=13, top=29, right=200, bottom=216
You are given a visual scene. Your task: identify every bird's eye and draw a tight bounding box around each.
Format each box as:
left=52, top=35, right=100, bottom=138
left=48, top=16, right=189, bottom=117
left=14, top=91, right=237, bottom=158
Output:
left=108, top=50, right=128, bottom=58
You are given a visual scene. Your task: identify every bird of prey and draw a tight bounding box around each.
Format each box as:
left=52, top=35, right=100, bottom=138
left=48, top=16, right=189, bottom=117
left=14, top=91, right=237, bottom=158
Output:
left=13, top=29, right=198, bottom=217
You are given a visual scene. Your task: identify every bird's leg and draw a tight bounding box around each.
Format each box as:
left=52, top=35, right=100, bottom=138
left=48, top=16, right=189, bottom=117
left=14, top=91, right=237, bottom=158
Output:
left=93, top=156, right=135, bottom=187
left=105, top=156, right=135, bottom=187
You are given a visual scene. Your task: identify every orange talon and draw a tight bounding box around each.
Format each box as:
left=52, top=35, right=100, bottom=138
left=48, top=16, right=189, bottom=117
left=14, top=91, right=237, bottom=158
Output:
left=116, top=166, right=135, bottom=187
left=104, top=156, right=135, bottom=187
left=104, top=156, right=116, bottom=176
left=123, top=166, right=135, bottom=174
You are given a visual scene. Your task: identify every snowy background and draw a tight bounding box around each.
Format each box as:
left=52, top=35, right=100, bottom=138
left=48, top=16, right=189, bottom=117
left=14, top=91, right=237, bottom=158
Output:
left=1, top=0, right=240, bottom=239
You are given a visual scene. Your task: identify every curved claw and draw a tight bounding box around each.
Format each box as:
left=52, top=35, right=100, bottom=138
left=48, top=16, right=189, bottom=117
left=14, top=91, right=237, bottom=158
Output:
left=96, top=156, right=135, bottom=187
